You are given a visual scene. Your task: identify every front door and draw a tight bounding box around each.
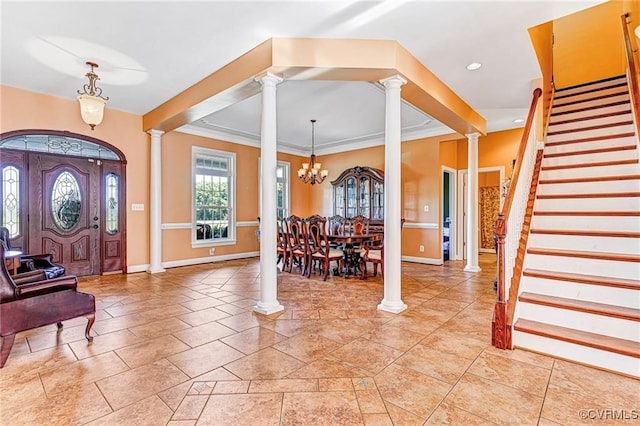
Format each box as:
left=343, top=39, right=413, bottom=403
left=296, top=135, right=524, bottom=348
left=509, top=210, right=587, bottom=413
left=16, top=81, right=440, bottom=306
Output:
left=28, top=154, right=101, bottom=276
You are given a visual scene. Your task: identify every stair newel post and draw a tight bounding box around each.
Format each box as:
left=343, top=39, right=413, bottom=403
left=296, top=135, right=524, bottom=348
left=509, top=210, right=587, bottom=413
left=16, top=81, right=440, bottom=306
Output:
left=492, top=213, right=509, bottom=348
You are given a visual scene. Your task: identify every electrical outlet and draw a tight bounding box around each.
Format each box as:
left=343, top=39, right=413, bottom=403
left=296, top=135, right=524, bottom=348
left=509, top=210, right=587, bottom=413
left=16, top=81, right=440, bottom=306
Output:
left=209, top=248, right=216, bottom=255
left=423, top=205, right=429, bottom=212
left=419, top=245, right=425, bottom=252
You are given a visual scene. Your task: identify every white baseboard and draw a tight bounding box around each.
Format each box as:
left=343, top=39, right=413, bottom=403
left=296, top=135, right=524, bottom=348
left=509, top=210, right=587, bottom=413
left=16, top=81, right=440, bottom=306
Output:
left=126, top=251, right=260, bottom=273
left=401, top=255, right=443, bottom=265
left=127, top=264, right=150, bottom=273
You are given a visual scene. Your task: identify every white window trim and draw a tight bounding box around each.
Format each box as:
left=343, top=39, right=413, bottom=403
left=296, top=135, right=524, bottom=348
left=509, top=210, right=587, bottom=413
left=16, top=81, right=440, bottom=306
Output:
left=258, top=158, right=291, bottom=220
left=191, top=146, right=236, bottom=247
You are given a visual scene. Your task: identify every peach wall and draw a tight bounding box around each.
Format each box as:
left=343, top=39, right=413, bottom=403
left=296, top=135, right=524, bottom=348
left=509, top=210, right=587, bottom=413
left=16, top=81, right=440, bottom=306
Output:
left=0, top=85, right=150, bottom=269
left=160, top=131, right=309, bottom=262
left=315, top=133, right=458, bottom=261
left=553, top=1, right=625, bottom=88
left=456, top=128, right=522, bottom=172
left=528, top=21, right=554, bottom=135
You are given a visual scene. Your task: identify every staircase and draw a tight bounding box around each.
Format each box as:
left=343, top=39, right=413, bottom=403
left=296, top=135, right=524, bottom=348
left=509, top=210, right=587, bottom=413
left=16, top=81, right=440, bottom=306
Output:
left=512, top=75, right=640, bottom=377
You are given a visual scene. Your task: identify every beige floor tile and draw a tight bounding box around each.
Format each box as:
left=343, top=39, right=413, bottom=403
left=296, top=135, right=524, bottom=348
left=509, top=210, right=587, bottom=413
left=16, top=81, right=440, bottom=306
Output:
left=361, top=323, right=427, bottom=351
left=445, top=373, right=543, bottom=425
left=178, top=307, right=230, bottom=327
left=272, top=331, right=342, bottom=362
left=481, top=346, right=555, bottom=369
left=550, top=360, right=640, bottom=407
left=3, top=256, right=635, bottom=426
left=97, top=358, right=189, bottom=410
left=362, top=413, right=393, bottom=426
left=0, top=382, right=112, bottom=425
left=541, top=381, right=639, bottom=425
left=424, top=402, right=497, bottom=425
left=0, top=344, right=77, bottom=378
left=467, top=350, right=552, bottom=397
left=375, top=363, right=450, bottom=418
left=167, top=341, right=244, bottom=378
left=382, top=400, right=427, bottom=425
left=356, top=389, right=387, bottom=413
left=220, top=326, right=287, bottom=354
left=319, top=377, right=354, bottom=391
left=69, top=329, right=139, bottom=359
left=198, top=393, right=283, bottom=426
left=129, top=317, right=193, bottom=339
left=172, top=395, right=209, bottom=420
left=217, top=311, right=272, bottom=332
left=249, top=378, right=318, bottom=393
left=88, top=395, right=174, bottom=425
left=418, top=328, right=488, bottom=359
left=40, top=351, right=129, bottom=396
left=331, top=338, right=404, bottom=374
left=224, top=347, right=306, bottom=379
left=394, top=343, right=474, bottom=384
left=212, top=380, right=250, bottom=394
left=172, top=321, right=237, bottom=348
left=116, top=334, right=191, bottom=368
left=281, top=391, right=362, bottom=425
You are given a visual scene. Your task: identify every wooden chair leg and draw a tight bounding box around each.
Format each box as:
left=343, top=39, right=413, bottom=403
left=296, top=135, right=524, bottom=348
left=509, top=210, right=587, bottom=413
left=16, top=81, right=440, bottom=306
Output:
left=85, top=314, right=95, bottom=342
left=373, top=263, right=378, bottom=277
left=0, top=333, right=16, bottom=368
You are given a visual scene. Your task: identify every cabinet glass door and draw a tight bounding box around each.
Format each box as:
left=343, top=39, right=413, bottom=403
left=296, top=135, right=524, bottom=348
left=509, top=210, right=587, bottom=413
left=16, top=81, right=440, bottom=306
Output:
left=346, top=177, right=356, bottom=217
left=373, top=181, right=384, bottom=219
left=359, top=176, right=370, bottom=217
left=334, top=184, right=345, bottom=216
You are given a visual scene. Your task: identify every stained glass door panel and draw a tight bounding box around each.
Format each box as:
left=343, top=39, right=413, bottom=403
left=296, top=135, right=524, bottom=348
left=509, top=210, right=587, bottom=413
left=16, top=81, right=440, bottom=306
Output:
left=28, top=154, right=100, bottom=276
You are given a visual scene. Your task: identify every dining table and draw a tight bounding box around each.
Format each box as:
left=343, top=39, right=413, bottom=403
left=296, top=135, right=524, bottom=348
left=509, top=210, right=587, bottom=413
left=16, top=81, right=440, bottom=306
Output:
left=327, top=233, right=382, bottom=279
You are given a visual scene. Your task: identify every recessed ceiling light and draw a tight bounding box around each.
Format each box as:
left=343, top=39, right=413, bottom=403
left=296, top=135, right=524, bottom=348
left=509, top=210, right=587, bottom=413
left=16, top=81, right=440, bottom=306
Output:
left=466, top=62, right=482, bottom=71
left=513, top=118, right=524, bottom=124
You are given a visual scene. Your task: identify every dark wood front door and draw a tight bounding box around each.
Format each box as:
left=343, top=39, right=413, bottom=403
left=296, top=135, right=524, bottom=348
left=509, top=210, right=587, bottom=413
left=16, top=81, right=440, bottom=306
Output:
left=28, top=154, right=101, bottom=276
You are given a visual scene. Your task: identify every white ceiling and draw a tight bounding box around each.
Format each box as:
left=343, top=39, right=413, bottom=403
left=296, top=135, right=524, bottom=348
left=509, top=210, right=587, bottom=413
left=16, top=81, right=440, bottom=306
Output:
left=1, top=0, right=605, bottom=154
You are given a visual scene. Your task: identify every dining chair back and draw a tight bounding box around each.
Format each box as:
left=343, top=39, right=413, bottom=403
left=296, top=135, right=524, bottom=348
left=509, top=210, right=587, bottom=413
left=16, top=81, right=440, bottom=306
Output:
left=276, top=219, right=290, bottom=270
left=350, top=215, right=370, bottom=236
left=285, top=215, right=307, bottom=274
left=304, top=215, right=343, bottom=281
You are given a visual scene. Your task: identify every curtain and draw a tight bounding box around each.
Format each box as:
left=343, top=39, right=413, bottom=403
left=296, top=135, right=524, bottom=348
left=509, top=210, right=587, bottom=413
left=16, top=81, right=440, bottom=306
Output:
left=479, top=186, right=500, bottom=250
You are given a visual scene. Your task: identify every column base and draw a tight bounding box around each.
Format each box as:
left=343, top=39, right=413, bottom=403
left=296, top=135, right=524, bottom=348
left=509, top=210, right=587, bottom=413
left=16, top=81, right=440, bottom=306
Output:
left=147, top=265, right=166, bottom=274
left=253, top=301, right=284, bottom=316
left=464, top=264, right=482, bottom=273
left=377, top=300, right=407, bottom=314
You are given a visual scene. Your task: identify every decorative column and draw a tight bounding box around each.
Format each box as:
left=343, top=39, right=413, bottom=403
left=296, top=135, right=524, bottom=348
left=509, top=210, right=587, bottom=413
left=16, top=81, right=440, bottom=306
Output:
left=147, top=129, right=165, bottom=273
left=254, top=73, right=284, bottom=315
left=378, top=75, right=407, bottom=314
left=464, top=132, right=481, bottom=272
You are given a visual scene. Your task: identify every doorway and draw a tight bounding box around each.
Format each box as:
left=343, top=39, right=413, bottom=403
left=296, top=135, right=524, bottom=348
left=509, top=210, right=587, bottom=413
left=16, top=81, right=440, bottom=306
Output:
left=457, top=166, right=505, bottom=260
left=0, top=131, right=127, bottom=276
left=442, top=166, right=456, bottom=261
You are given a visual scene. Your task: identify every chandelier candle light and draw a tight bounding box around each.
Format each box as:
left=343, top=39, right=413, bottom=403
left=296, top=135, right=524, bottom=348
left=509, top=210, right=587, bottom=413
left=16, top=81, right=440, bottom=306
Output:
left=77, top=61, right=109, bottom=130
left=298, top=119, right=328, bottom=185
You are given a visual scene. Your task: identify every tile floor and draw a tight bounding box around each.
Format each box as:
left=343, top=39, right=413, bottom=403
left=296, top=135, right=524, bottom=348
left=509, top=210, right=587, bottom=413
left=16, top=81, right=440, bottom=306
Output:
left=1, top=254, right=638, bottom=425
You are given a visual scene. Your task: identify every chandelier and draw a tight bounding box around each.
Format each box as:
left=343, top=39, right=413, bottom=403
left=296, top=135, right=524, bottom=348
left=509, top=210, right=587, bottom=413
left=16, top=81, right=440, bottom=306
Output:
left=77, top=62, right=109, bottom=130
left=297, top=119, right=328, bottom=185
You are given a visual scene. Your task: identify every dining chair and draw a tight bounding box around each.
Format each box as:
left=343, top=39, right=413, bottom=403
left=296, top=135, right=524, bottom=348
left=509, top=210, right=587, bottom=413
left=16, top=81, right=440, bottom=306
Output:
left=362, top=218, right=405, bottom=277
left=285, top=215, right=307, bottom=275
left=276, top=219, right=291, bottom=270
left=304, top=215, right=343, bottom=281
left=350, top=215, right=370, bottom=236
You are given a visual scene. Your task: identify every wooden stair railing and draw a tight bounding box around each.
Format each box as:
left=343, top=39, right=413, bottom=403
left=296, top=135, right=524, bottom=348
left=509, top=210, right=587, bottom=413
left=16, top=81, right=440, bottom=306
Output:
left=622, top=13, right=640, bottom=140
left=492, top=87, right=542, bottom=349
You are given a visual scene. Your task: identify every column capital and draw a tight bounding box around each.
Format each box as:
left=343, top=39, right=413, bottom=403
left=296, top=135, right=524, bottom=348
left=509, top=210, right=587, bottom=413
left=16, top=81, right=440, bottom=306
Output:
left=255, top=72, right=284, bottom=86
left=148, top=129, right=165, bottom=138
left=465, top=132, right=480, bottom=142
left=380, top=74, right=407, bottom=88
